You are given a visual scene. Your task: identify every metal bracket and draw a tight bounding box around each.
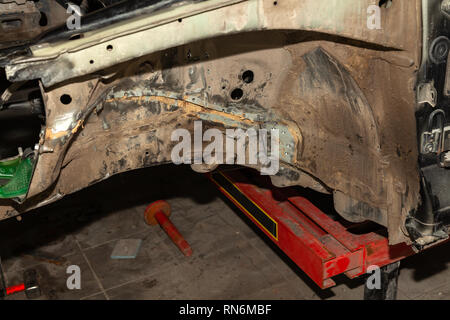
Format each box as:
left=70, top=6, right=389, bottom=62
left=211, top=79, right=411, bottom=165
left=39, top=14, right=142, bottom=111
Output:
left=417, top=82, right=437, bottom=107
left=420, top=126, right=450, bottom=154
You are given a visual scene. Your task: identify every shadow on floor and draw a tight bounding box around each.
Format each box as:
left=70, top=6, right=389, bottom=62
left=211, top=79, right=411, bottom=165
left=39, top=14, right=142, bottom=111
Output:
left=0, top=164, right=216, bottom=262
left=0, top=164, right=449, bottom=299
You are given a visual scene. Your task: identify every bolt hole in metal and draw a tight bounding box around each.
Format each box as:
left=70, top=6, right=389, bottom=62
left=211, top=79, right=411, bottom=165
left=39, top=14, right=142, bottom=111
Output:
left=106, top=44, right=113, bottom=51
left=69, top=34, right=83, bottom=40
left=273, top=1, right=277, bottom=5
left=242, top=70, right=254, bottom=84
left=39, top=11, right=48, bottom=27
left=378, top=0, right=392, bottom=8
left=90, top=60, right=94, bottom=64
left=231, top=88, right=243, bottom=100
left=60, top=94, right=72, bottom=105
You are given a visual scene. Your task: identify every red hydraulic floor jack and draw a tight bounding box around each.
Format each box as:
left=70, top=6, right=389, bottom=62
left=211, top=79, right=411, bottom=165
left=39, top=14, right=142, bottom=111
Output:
left=208, top=168, right=445, bottom=300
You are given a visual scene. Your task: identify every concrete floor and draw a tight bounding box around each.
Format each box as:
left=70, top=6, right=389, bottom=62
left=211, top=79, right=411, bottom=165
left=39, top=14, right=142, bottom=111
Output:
left=1, top=164, right=450, bottom=300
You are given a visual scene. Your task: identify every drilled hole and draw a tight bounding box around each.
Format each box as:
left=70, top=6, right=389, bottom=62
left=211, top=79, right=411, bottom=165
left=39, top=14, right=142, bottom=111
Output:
left=60, top=94, right=72, bottom=105
left=89, top=60, right=94, bottom=64
left=178, top=18, right=182, bottom=22
left=39, top=11, right=48, bottom=26
left=273, top=1, right=278, bottom=5
left=69, top=33, right=83, bottom=40
left=242, top=70, right=254, bottom=84
left=378, top=0, right=392, bottom=8
left=106, top=44, right=113, bottom=51
left=230, top=88, right=243, bottom=100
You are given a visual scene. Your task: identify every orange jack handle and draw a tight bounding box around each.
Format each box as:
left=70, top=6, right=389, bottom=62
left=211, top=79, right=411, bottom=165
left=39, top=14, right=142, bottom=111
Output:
left=155, top=211, right=193, bottom=257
